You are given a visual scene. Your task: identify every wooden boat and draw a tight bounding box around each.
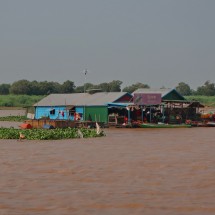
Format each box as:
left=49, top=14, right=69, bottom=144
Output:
left=140, top=123, right=192, bottom=128
left=206, top=122, right=215, bottom=127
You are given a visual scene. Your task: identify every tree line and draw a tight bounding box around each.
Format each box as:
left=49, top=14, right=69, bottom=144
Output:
left=175, top=81, right=215, bottom=96
left=0, top=79, right=215, bottom=96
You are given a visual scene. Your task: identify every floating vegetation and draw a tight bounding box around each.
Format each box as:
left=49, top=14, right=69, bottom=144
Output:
left=0, top=127, right=105, bottom=140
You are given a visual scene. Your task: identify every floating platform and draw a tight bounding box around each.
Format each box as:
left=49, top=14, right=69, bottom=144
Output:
left=25, top=119, right=76, bottom=129
left=24, top=119, right=107, bottom=129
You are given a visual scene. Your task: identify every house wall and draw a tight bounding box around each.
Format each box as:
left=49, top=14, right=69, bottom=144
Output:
left=35, top=106, right=66, bottom=120
left=115, top=93, right=132, bottom=103
left=35, top=106, right=84, bottom=120
left=85, top=106, right=108, bottom=123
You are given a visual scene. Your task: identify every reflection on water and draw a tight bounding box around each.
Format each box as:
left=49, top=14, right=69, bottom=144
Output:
left=0, top=128, right=215, bottom=215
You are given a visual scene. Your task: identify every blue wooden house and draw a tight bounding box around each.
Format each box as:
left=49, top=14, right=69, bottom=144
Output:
left=34, top=92, right=132, bottom=123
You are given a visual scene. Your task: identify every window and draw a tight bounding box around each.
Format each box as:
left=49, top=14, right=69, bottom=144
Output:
left=50, top=109, right=55, bottom=115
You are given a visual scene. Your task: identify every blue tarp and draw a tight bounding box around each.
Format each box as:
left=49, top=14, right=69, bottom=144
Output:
left=43, top=124, right=55, bottom=129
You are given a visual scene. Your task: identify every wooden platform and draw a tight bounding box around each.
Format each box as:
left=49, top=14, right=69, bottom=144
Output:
left=25, top=119, right=76, bottom=129
left=24, top=119, right=107, bottom=129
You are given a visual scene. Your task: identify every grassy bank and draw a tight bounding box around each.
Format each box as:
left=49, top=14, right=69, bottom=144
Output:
left=185, top=96, right=215, bottom=107
left=0, top=95, right=45, bottom=107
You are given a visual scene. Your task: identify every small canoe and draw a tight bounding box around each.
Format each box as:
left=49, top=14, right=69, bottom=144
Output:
left=140, top=123, right=192, bottom=128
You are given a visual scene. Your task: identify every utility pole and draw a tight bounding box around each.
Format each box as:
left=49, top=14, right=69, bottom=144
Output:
left=83, top=69, right=88, bottom=121
left=84, top=69, right=88, bottom=93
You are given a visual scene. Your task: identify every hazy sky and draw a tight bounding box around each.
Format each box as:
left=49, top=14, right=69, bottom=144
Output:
left=0, top=0, right=215, bottom=90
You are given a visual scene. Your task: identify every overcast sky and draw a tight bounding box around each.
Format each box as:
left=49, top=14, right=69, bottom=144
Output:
left=0, top=0, right=215, bottom=90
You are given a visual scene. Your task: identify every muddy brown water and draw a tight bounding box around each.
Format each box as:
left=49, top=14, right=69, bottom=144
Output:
left=0, top=126, right=215, bottom=215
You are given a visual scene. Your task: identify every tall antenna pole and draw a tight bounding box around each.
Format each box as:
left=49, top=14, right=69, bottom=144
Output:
left=84, top=69, right=88, bottom=93
left=83, top=69, right=88, bottom=122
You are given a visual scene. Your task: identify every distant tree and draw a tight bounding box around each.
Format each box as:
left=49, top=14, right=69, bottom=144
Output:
left=75, top=83, right=94, bottom=93
left=10, top=80, right=32, bottom=95
left=75, top=81, right=122, bottom=93
left=37, top=81, right=61, bottom=95
left=29, top=80, right=40, bottom=95
left=0, top=84, right=10, bottom=95
left=75, top=86, right=84, bottom=93
left=196, top=81, right=215, bottom=96
left=96, top=81, right=123, bottom=92
left=97, top=83, right=110, bottom=92
left=84, top=83, right=94, bottom=92
left=190, top=89, right=197, bottom=95
left=108, top=80, right=122, bottom=92
left=122, top=82, right=150, bottom=93
left=10, top=80, right=63, bottom=95
left=175, top=82, right=192, bottom=96
left=61, top=80, right=75, bottom=93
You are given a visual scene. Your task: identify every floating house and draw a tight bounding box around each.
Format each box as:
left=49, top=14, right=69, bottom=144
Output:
left=132, top=88, right=203, bottom=123
left=34, top=92, right=132, bottom=124
left=31, top=88, right=203, bottom=128
left=103, top=88, right=186, bottom=124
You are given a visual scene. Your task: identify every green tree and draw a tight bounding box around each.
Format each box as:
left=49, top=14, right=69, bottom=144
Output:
left=29, top=80, right=40, bottom=95
left=61, top=80, right=75, bottom=93
left=75, top=83, right=94, bottom=93
left=84, top=83, right=94, bottom=92
left=196, top=81, right=215, bottom=96
left=97, top=83, right=110, bottom=92
left=0, top=84, right=10, bottom=95
left=10, top=80, right=32, bottom=95
left=175, top=82, right=192, bottom=96
left=38, top=81, right=61, bottom=95
left=108, top=80, right=122, bottom=92
left=122, top=82, right=150, bottom=93
left=75, top=81, right=123, bottom=93
left=75, top=86, right=84, bottom=93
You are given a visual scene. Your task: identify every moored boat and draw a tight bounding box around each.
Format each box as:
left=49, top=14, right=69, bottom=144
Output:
left=206, top=122, right=215, bottom=127
left=140, top=123, right=192, bottom=128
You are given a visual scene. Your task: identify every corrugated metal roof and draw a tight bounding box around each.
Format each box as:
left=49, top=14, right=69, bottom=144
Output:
left=34, top=92, right=131, bottom=107
left=133, top=88, right=172, bottom=97
left=133, top=88, right=186, bottom=101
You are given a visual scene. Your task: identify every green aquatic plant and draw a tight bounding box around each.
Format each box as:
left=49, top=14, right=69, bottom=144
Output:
left=0, top=127, right=105, bottom=140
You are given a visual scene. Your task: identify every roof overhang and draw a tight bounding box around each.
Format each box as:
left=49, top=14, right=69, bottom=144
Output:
left=162, top=100, right=190, bottom=103
left=107, top=102, right=134, bottom=108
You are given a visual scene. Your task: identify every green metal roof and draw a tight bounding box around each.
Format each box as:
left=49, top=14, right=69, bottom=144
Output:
left=133, top=88, right=186, bottom=101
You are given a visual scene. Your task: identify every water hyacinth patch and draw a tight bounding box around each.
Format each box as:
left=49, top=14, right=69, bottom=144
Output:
left=0, top=127, right=105, bottom=140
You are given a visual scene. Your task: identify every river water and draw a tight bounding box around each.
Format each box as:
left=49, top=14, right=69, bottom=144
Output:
left=0, top=127, right=215, bottom=215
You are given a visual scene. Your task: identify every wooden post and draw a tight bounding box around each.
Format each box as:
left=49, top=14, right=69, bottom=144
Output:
left=128, top=108, right=131, bottom=124
left=150, top=106, right=152, bottom=123
left=141, top=106, right=143, bottom=122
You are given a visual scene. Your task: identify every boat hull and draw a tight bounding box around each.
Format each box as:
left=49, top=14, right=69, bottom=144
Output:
left=206, top=122, right=215, bottom=127
left=140, top=123, right=192, bottom=128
